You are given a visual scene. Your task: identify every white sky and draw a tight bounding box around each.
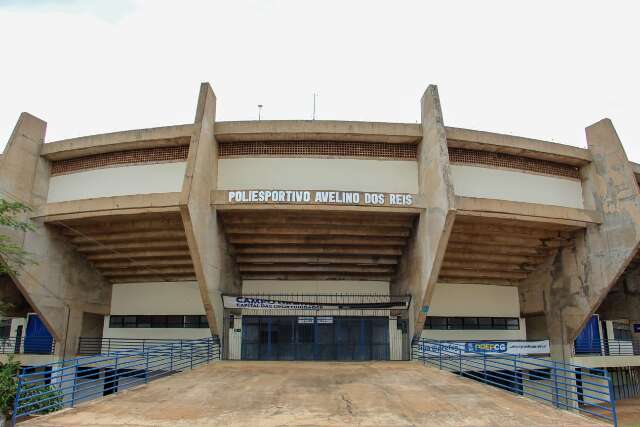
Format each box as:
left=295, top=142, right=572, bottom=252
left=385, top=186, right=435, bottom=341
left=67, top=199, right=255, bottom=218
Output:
left=0, top=0, right=638, bottom=160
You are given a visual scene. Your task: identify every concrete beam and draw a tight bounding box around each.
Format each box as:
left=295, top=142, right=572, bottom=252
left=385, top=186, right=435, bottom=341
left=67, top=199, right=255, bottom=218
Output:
left=42, top=124, right=194, bottom=160
left=519, top=119, right=640, bottom=360
left=214, top=120, right=422, bottom=144
left=446, top=127, right=591, bottom=166
left=393, top=85, right=456, bottom=339
left=0, top=113, right=111, bottom=358
left=180, top=83, right=240, bottom=338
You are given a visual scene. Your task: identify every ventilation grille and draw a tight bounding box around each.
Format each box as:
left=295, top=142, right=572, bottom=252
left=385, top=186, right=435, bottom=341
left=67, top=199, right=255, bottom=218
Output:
left=448, top=147, right=579, bottom=179
left=51, top=146, right=190, bottom=176
left=218, top=141, right=417, bottom=160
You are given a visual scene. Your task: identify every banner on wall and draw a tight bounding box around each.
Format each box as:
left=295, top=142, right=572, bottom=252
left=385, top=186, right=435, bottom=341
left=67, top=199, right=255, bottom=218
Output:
left=417, top=340, right=550, bottom=356
left=221, top=295, right=410, bottom=311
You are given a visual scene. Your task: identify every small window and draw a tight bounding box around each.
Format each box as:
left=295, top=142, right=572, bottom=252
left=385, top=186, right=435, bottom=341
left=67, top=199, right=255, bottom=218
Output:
left=428, top=317, right=447, bottom=329
left=167, top=316, right=183, bottom=328
left=492, top=318, right=507, bottom=330
left=151, top=316, right=167, bottom=328
left=478, top=317, right=492, bottom=329
left=184, top=315, right=200, bottom=328
left=506, top=318, right=520, bottom=330
left=136, top=316, right=151, bottom=328
left=463, top=317, right=479, bottom=330
left=109, top=316, right=124, bottom=328
left=199, top=315, right=209, bottom=328
left=447, top=317, right=463, bottom=330
left=123, top=316, right=137, bottom=328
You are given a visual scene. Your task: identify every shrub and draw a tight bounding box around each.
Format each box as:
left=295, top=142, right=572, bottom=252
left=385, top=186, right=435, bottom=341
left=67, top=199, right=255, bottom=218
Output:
left=0, top=356, right=19, bottom=416
left=15, top=380, right=63, bottom=415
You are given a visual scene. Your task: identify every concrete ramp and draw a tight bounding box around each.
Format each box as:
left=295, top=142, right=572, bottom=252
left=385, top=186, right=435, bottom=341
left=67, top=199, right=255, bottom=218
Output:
left=22, top=362, right=606, bottom=426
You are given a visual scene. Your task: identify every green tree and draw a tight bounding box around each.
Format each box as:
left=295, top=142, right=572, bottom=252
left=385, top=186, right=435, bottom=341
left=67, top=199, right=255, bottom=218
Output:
left=0, top=198, right=34, bottom=316
left=0, top=199, right=34, bottom=276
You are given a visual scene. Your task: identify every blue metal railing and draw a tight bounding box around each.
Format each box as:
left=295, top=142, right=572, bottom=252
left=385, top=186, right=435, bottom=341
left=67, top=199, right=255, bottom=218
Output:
left=12, top=337, right=221, bottom=424
left=77, top=337, right=211, bottom=355
left=413, top=339, right=617, bottom=426
left=575, top=338, right=640, bottom=356
left=0, top=336, right=55, bottom=355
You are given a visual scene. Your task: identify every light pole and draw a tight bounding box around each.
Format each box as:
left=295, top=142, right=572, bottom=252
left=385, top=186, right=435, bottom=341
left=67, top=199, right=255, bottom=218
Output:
left=258, top=104, right=263, bottom=120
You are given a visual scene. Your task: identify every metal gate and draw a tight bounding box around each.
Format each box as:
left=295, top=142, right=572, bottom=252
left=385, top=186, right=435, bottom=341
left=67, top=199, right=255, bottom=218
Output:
left=241, top=316, right=390, bottom=361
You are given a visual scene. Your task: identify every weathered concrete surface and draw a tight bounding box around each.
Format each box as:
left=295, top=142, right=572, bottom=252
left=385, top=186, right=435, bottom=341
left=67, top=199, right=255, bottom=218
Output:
left=180, top=83, right=240, bottom=337
left=596, top=262, right=640, bottom=320
left=0, top=113, right=111, bottom=357
left=395, top=85, right=456, bottom=339
left=21, top=362, right=605, bottom=427
left=520, top=119, right=640, bottom=360
left=215, top=120, right=422, bottom=143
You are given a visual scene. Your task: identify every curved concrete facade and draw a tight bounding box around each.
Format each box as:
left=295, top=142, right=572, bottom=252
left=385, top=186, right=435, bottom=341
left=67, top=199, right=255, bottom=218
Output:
left=1, top=82, right=639, bottom=366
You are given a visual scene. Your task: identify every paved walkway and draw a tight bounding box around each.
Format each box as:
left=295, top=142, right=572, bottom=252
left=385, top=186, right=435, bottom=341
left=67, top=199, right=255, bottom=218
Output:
left=22, top=362, right=607, bottom=426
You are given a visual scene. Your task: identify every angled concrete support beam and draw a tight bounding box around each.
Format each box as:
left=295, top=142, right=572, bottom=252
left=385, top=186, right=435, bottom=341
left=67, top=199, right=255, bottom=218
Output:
left=180, top=83, right=240, bottom=338
left=0, top=113, right=111, bottom=358
left=394, top=85, right=456, bottom=339
left=520, top=119, right=640, bottom=360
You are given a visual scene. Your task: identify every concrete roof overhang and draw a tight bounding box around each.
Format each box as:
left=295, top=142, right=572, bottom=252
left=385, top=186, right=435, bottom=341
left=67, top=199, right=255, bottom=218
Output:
left=40, top=120, right=594, bottom=169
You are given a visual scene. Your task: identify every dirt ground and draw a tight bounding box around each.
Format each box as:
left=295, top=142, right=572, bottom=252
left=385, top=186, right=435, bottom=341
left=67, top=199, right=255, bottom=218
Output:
left=615, top=398, right=640, bottom=427
left=20, top=361, right=608, bottom=427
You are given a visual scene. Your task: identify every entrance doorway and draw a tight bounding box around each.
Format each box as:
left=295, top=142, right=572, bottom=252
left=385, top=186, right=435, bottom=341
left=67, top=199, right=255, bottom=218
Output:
left=241, top=316, right=390, bottom=361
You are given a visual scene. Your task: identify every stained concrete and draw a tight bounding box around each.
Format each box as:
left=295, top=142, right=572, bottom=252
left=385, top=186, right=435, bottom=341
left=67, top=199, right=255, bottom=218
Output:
left=21, top=362, right=606, bottom=427
left=395, top=85, right=456, bottom=340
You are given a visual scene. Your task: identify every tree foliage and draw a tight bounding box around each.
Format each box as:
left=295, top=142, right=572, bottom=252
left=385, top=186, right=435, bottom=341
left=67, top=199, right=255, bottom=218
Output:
left=0, top=199, right=34, bottom=277
left=0, top=356, right=19, bottom=416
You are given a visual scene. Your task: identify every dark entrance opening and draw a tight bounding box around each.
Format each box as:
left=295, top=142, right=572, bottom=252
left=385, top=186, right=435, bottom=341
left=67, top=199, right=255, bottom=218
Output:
left=241, top=316, right=390, bottom=361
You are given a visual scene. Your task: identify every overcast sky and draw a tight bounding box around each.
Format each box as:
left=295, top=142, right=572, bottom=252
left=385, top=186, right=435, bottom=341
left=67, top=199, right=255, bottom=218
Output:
left=0, top=1, right=638, bottom=160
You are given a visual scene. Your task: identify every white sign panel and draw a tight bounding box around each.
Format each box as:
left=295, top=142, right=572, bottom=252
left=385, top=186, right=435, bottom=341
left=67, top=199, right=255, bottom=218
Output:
left=223, top=296, right=321, bottom=310
left=417, top=340, right=550, bottom=356
left=222, top=295, right=410, bottom=311
left=225, top=189, right=415, bottom=207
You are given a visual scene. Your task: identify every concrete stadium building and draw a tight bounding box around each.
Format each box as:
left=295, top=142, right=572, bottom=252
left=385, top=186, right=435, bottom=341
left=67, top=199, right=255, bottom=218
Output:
left=1, top=83, right=640, bottom=417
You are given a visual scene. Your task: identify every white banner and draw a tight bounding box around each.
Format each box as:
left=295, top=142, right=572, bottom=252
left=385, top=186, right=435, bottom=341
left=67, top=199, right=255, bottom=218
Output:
left=417, top=340, right=550, bottom=356
left=223, top=296, right=321, bottom=310
left=222, top=295, right=409, bottom=310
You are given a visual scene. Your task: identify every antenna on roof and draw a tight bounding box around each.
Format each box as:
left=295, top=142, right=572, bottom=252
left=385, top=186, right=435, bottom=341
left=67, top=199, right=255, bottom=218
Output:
left=258, top=104, right=263, bottom=121
left=312, top=93, right=317, bottom=120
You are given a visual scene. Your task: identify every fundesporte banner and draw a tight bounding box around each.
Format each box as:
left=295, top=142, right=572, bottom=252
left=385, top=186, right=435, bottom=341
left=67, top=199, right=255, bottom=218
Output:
left=417, top=340, right=550, bottom=356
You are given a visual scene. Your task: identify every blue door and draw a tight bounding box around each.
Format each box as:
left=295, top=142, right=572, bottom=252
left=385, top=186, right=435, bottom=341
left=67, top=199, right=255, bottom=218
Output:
left=574, top=314, right=601, bottom=354
left=24, top=314, right=54, bottom=354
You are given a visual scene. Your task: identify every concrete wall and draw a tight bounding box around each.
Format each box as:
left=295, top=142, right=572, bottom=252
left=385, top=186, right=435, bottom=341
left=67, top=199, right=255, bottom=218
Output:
left=421, top=282, right=526, bottom=341
left=47, top=162, right=186, bottom=203
left=451, top=165, right=584, bottom=208
left=218, top=158, right=418, bottom=193
left=103, top=282, right=210, bottom=340
left=109, top=282, right=205, bottom=315
left=242, top=280, right=389, bottom=295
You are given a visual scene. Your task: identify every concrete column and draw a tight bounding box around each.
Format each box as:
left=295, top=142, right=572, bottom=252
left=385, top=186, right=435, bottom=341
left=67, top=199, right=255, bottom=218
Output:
left=0, top=113, right=111, bottom=358
left=520, top=119, right=640, bottom=361
left=180, top=83, right=240, bottom=338
left=394, top=85, right=456, bottom=339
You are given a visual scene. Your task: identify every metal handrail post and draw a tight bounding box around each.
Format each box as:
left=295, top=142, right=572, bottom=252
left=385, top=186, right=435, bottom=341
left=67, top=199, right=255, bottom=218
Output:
left=553, top=360, right=559, bottom=408
left=459, top=347, right=463, bottom=375
left=483, top=351, right=487, bottom=384
left=170, top=345, right=174, bottom=372
left=71, top=359, right=79, bottom=407
left=145, top=349, right=150, bottom=383
left=190, top=342, right=194, bottom=370
left=439, top=344, right=442, bottom=369
left=608, top=373, right=619, bottom=426
left=12, top=371, right=23, bottom=426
